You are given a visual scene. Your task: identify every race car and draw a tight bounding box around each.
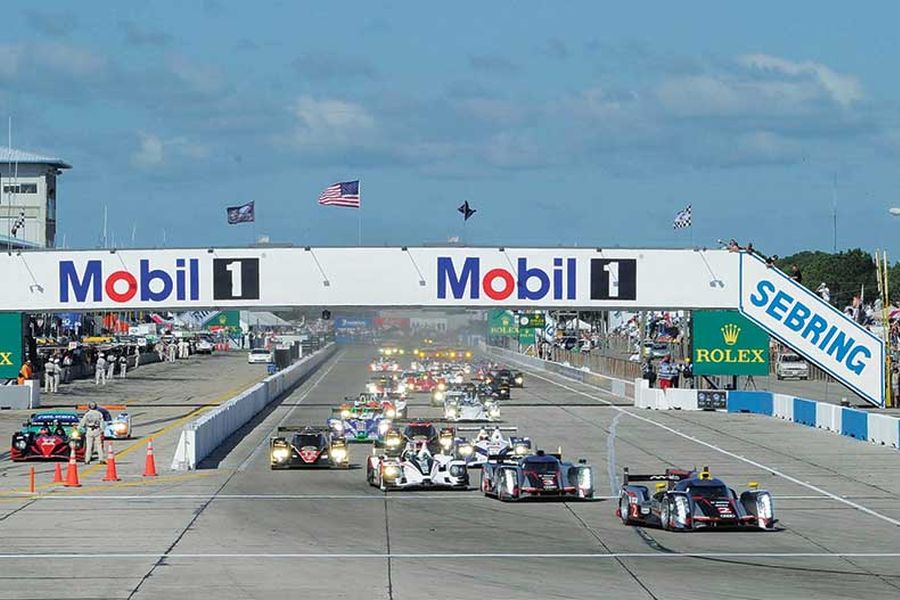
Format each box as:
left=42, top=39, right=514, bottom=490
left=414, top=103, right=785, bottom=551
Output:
left=484, top=380, right=510, bottom=400
left=481, top=449, right=593, bottom=501
left=444, top=394, right=500, bottom=422
left=270, top=425, right=349, bottom=469
left=510, top=370, right=525, bottom=388
left=455, top=426, right=531, bottom=466
left=616, top=466, right=776, bottom=531
left=327, top=404, right=391, bottom=443
left=78, top=404, right=132, bottom=439
left=350, top=393, right=407, bottom=419
left=366, top=441, right=468, bottom=491
left=432, top=382, right=477, bottom=407
left=10, top=411, right=85, bottom=461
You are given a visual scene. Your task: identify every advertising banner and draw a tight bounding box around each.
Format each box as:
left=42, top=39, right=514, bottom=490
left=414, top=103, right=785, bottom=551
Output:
left=334, top=316, right=373, bottom=344
left=692, top=310, right=769, bottom=376
left=0, top=247, right=740, bottom=312
left=739, top=253, right=884, bottom=407
left=488, top=310, right=518, bottom=338
left=0, top=312, right=24, bottom=379
left=206, top=310, right=241, bottom=332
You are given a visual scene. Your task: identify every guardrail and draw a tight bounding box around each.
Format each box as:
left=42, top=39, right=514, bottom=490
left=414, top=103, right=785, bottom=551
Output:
left=633, top=383, right=899, bottom=449
left=170, top=344, right=338, bottom=470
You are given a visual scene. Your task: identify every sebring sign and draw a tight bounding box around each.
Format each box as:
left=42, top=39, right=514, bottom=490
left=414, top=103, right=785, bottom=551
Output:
left=692, top=310, right=770, bottom=376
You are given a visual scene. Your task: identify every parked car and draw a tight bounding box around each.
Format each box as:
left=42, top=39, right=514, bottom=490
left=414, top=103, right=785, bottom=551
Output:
left=775, top=352, right=809, bottom=380
left=248, top=348, right=272, bottom=364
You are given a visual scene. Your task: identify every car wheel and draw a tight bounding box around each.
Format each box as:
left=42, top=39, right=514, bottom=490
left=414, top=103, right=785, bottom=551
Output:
left=660, top=500, right=672, bottom=531
left=618, top=495, right=633, bottom=525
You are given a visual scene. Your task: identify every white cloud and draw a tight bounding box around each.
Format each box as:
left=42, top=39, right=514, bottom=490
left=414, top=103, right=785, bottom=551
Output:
left=739, top=53, right=862, bottom=107
left=132, top=133, right=164, bottom=168
left=292, top=96, right=376, bottom=146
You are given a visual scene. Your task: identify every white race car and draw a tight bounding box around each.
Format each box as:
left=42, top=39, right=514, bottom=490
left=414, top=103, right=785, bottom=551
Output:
left=456, top=426, right=531, bottom=466
left=366, top=442, right=468, bottom=491
left=444, top=394, right=500, bottom=422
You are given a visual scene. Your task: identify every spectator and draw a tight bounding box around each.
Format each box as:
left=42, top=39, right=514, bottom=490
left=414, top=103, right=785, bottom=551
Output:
left=681, top=358, right=694, bottom=389
left=790, top=264, right=802, bottom=284
left=17, top=360, right=32, bottom=385
left=816, top=282, right=831, bottom=303
left=62, top=353, right=73, bottom=384
left=657, top=355, right=676, bottom=390
left=641, top=359, right=656, bottom=387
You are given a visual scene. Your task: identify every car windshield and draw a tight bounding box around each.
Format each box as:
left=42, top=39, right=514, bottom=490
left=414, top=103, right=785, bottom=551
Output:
left=780, top=355, right=803, bottom=363
left=31, top=414, right=79, bottom=425
left=523, top=459, right=559, bottom=474
left=296, top=433, right=323, bottom=447
left=404, top=424, right=436, bottom=439
left=687, top=485, right=729, bottom=499
left=251, top=349, right=269, bottom=354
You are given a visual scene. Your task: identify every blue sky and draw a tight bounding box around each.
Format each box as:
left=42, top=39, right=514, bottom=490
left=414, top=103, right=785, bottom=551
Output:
left=4, top=1, right=900, bottom=256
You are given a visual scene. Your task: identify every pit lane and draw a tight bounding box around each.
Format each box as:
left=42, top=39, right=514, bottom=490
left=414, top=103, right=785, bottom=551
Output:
left=0, top=346, right=898, bottom=599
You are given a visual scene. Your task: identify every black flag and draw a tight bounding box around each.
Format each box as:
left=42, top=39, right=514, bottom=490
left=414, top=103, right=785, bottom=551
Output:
left=458, top=201, right=476, bottom=221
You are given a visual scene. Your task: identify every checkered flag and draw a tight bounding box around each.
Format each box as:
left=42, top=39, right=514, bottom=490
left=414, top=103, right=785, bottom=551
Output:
left=10, top=211, right=25, bottom=236
left=673, top=204, right=692, bottom=229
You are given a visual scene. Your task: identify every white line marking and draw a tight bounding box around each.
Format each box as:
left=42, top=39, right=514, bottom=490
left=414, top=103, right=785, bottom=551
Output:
left=0, top=552, right=897, bottom=560
left=516, top=365, right=900, bottom=528
left=2, top=493, right=863, bottom=501
left=237, top=349, right=345, bottom=471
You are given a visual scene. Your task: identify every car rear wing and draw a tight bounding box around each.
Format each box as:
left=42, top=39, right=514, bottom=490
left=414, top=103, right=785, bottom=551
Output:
left=456, top=426, right=517, bottom=432
left=277, top=425, right=332, bottom=433
left=621, top=466, right=691, bottom=485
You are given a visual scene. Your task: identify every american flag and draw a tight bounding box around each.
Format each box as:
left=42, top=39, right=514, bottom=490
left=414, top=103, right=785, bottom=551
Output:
left=318, top=180, right=360, bottom=208
left=673, top=204, right=692, bottom=229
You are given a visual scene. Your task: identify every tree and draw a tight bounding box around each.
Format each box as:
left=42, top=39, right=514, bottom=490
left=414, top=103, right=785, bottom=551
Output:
left=775, top=249, right=877, bottom=308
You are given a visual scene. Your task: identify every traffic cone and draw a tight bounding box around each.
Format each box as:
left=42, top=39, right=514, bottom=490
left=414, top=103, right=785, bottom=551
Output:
left=64, top=448, right=81, bottom=487
left=143, top=439, right=158, bottom=477
left=52, top=462, right=63, bottom=483
left=103, top=443, right=120, bottom=482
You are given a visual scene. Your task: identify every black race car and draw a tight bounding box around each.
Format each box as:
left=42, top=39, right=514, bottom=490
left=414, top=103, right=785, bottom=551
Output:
left=481, top=449, right=594, bottom=501
left=617, top=466, right=776, bottom=531
left=269, top=426, right=349, bottom=469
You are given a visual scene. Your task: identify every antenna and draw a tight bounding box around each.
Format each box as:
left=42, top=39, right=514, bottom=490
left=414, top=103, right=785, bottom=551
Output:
left=832, top=172, right=838, bottom=253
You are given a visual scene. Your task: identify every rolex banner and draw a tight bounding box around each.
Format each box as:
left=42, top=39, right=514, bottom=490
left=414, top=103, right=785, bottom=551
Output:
left=0, top=312, right=24, bottom=379
left=692, top=310, right=770, bottom=376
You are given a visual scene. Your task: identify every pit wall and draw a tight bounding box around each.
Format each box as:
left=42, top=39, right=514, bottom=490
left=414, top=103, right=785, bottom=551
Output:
left=484, top=344, right=899, bottom=451
left=170, top=343, right=337, bottom=470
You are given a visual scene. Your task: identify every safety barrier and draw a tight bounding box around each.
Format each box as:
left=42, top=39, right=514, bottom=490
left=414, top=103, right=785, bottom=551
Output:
left=631, top=383, right=899, bottom=450
left=170, top=344, right=337, bottom=470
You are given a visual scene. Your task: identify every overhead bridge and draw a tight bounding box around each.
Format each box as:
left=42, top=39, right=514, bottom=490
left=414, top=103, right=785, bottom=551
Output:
left=0, top=246, right=884, bottom=406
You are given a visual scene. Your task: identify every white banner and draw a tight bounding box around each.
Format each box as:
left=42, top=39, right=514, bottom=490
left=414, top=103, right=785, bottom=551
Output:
left=739, top=253, right=885, bottom=407
left=0, top=247, right=739, bottom=311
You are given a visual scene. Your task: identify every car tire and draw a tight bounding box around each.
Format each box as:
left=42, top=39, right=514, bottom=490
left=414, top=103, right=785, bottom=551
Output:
left=619, top=495, right=634, bottom=525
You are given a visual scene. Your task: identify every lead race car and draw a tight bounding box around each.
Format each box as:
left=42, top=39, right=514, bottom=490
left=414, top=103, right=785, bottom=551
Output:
left=367, top=440, right=468, bottom=491
left=270, top=425, right=349, bottom=469
left=481, top=449, right=593, bottom=501
left=616, top=466, right=776, bottom=531
left=10, top=411, right=85, bottom=461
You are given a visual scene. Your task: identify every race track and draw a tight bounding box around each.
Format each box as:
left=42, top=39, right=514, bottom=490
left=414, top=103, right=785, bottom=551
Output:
left=1, top=346, right=898, bottom=599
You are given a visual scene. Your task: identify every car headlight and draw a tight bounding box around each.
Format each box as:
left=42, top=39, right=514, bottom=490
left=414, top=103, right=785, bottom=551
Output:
left=513, top=443, right=528, bottom=455
left=459, top=444, right=473, bottom=456
left=386, top=436, right=401, bottom=448
left=439, top=437, right=453, bottom=450
left=331, top=447, right=347, bottom=462
left=437, top=383, right=446, bottom=391
left=434, top=392, right=445, bottom=402
left=271, top=448, right=290, bottom=461
left=446, top=408, right=457, bottom=417
left=383, top=464, right=400, bottom=478
left=14, top=438, right=27, bottom=450
left=385, top=408, right=396, bottom=419
left=113, top=422, right=128, bottom=434
left=332, top=421, right=345, bottom=432
left=449, top=464, right=466, bottom=477
left=488, top=406, right=500, bottom=417
left=340, top=409, right=351, bottom=419
left=378, top=420, right=391, bottom=435
left=515, top=377, right=523, bottom=384
left=69, top=428, right=81, bottom=440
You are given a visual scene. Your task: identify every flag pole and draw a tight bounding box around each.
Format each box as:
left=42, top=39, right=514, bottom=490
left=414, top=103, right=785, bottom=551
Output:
left=357, top=180, right=362, bottom=246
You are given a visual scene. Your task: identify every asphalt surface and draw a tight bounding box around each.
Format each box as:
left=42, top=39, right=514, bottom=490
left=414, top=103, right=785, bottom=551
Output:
left=1, top=346, right=899, bottom=599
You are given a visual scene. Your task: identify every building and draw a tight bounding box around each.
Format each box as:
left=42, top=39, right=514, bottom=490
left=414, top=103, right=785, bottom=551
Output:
left=0, top=149, right=71, bottom=248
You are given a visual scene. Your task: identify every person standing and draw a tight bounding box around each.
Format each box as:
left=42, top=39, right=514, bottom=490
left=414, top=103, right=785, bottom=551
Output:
left=17, top=360, right=33, bottom=385
left=167, top=341, right=177, bottom=363
left=95, top=354, right=108, bottom=385
left=62, top=353, right=73, bottom=384
left=51, top=358, right=61, bottom=392
left=78, top=402, right=105, bottom=464
left=44, top=358, right=55, bottom=393
left=106, top=352, right=117, bottom=381
left=681, top=358, right=694, bottom=389
left=657, top=355, right=675, bottom=390
left=118, top=353, right=128, bottom=379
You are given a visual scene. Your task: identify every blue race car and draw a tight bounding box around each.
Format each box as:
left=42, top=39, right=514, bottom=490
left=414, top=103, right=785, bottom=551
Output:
left=327, top=403, right=391, bottom=443
left=616, top=466, right=776, bottom=531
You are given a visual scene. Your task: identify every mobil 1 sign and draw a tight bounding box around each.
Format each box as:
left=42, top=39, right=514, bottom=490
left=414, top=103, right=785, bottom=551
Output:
left=739, top=253, right=885, bottom=407
left=692, top=310, right=769, bottom=376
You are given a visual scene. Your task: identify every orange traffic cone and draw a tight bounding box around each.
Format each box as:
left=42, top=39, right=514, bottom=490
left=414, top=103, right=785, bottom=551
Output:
left=103, top=443, right=120, bottom=482
left=143, top=439, right=158, bottom=477
left=52, top=462, right=63, bottom=483
left=64, top=448, right=81, bottom=487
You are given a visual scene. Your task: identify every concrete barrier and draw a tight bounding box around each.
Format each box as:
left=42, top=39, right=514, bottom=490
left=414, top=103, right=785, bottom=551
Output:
left=816, top=403, right=842, bottom=433
left=841, top=407, right=868, bottom=440
left=0, top=381, right=39, bottom=409
left=171, top=344, right=337, bottom=470
left=868, top=413, right=900, bottom=448
left=772, top=394, right=794, bottom=421
left=727, top=391, right=773, bottom=416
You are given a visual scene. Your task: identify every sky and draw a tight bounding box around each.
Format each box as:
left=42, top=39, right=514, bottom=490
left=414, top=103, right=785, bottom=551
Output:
left=3, top=1, right=900, bottom=257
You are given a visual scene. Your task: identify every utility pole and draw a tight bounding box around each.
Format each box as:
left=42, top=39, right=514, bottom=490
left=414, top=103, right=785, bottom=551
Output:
left=832, top=172, right=838, bottom=253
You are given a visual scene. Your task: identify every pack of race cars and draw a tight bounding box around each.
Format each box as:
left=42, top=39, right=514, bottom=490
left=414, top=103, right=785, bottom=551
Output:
left=267, top=349, right=779, bottom=530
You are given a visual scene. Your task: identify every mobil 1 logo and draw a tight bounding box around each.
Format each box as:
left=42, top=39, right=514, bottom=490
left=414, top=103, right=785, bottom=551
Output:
left=213, top=258, right=260, bottom=300
left=590, top=258, right=637, bottom=301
